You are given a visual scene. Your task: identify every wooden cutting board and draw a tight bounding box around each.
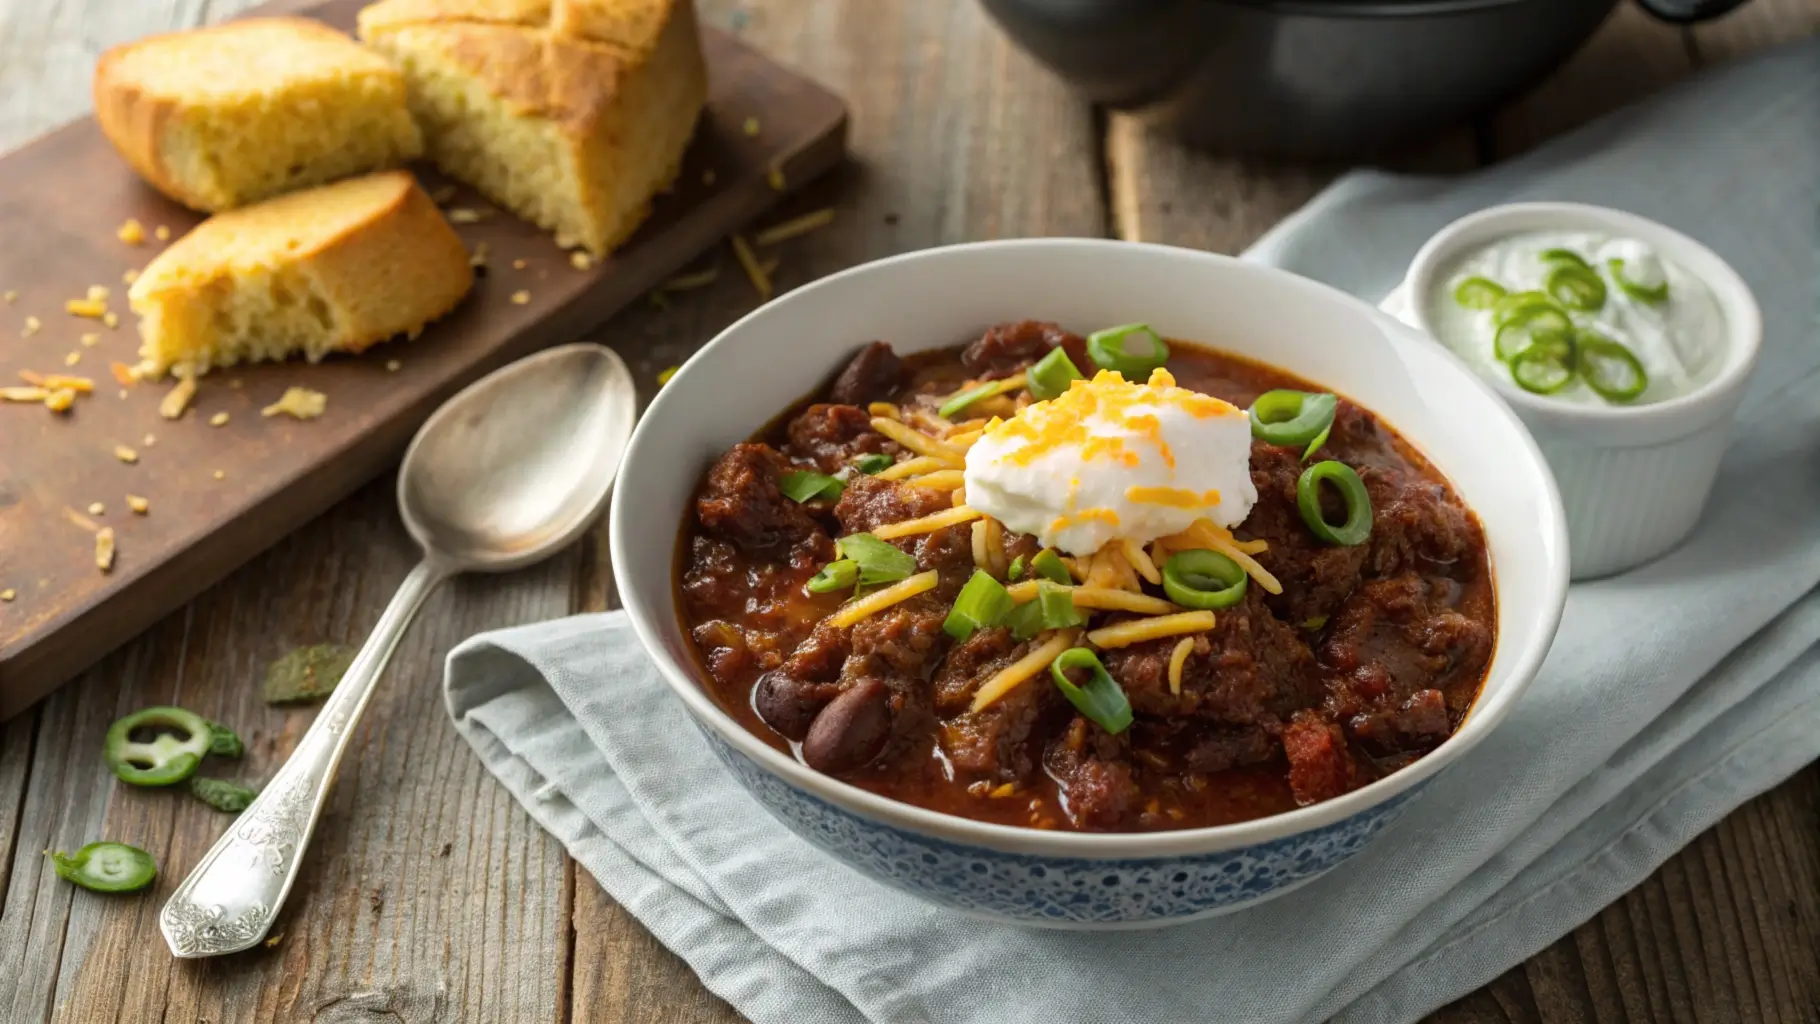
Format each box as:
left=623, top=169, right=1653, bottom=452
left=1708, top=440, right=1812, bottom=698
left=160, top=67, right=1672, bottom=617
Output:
left=0, top=0, right=847, bottom=720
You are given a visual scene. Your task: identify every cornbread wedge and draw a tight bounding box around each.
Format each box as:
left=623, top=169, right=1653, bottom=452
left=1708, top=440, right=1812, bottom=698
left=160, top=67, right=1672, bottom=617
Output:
left=357, top=0, right=707, bottom=255
left=94, top=18, right=423, bottom=212
left=129, top=171, right=473, bottom=378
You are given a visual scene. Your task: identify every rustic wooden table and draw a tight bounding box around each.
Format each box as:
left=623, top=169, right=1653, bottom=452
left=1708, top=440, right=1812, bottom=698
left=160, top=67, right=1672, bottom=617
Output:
left=3, top=1, right=1817, bottom=1021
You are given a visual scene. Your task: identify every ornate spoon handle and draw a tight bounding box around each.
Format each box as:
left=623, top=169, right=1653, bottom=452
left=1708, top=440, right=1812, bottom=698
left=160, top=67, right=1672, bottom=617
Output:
left=160, top=560, right=446, bottom=957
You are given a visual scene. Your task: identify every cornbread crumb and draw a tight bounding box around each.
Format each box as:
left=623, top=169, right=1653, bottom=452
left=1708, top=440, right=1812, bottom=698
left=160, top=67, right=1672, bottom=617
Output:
left=127, top=495, right=150, bottom=514
left=118, top=389, right=128, bottom=399
left=447, top=207, right=481, bottom=224
left=262, top=386, right=326, bottom=419
left=42, top=375, right=93, bottom=392
left=743, top=116, right=759, bottom=136
left=81, top=332, right=100, bottom=347
left=87, top=285, right=110, bottom=302
left=64, top=352, right=81, bottom=367
left=118, top=219, right=145, bottom=244
left=95, top=528, right=116, bottom=572
left=510, top=290, right=530, bottom=305
left=2, top=386, right=48, bottom=402
left=110, top=361, right=138, bottom=386
left=209, top=411, right=229, bottom=427
left=569, top=251, right=593, bottom=270
left=0, top=589, right=13, bottom=602
left=213, top=469, right=226, bottom=480
left=159, top=375, right=197, bottom=419
left=122, top=268, right=139, bottom=284
left=512, top=259, right=527, bottom=270
left=67, top=297, right=107, bottom=318
left=45, top=388, right=76, bottom=412
left=22, top=315, right=41, bottom=337
left=103, top=312, right=119, bottom=329
left=155, top=225, right=170, bottom=240
left=766, top=167, right=785, bottom=191
left=115, top=444, right=139, bottom=463
left=143, top=433, right=156, bottom=446
left=385, top=359, right=401, bottom=372
left=88, top=501, right=105, bottom=516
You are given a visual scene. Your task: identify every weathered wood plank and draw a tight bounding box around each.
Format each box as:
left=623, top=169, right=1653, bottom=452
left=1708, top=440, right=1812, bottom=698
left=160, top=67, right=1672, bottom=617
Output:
left=0, top=708, right=36, bottom=913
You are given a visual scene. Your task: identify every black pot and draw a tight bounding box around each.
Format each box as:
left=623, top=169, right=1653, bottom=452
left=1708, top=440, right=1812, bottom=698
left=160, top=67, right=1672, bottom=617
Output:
left=979, top=0, right=1753, bottom=158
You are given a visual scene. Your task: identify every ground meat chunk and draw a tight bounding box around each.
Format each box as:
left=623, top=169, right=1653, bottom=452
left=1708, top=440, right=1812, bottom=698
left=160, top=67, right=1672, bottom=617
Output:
left=833, top=473, right=952, bottom=536
left=961, top=320, right=1087, bottom=380
left=696, top=443, right=826, bottom=555
left=1241, top=442, right=1368, bottom=625
left=784, top=403, right=896, bottom=473
left=841, top=596, right=948, bottom=695
left=1103, top=589, right=1321, bottom=724
left=828, top=341, right=906, bottom=405
left=933, top=628, right=1057, bottom=782
left=1045, top=717, right=1141, bottom=830
left=1282, top=711, right=1360, bottom=806
left=1362, top=466, right=1481, bottom=579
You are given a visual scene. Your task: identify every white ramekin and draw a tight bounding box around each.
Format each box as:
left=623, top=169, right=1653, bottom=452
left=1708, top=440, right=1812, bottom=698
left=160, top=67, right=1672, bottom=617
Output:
left=1403, top=202, right=1762, bottom=580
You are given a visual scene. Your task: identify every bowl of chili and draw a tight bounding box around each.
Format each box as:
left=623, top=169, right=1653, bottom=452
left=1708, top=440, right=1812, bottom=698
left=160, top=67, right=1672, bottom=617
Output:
left=612, top=239, right=1569, bottom=927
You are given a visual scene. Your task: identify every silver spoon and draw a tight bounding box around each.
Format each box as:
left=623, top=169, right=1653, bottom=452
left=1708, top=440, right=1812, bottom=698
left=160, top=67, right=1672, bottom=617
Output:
left=159, top=343, right=636, bottom=958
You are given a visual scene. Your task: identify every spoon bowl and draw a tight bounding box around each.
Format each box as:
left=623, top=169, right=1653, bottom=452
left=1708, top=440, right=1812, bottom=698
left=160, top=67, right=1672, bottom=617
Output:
left=400, top=344, right=637, bottom=571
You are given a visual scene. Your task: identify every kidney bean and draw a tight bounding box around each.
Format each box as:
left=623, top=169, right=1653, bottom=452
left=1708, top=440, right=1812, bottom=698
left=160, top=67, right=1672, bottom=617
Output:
left=802, top=678, right=893, bottom=774
left=753, top=671, right=833, bottom=741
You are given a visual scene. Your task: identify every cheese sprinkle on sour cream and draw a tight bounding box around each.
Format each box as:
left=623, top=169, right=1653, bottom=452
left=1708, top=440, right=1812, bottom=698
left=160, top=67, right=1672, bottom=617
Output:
left=962, top=368, right=1256, bottom=556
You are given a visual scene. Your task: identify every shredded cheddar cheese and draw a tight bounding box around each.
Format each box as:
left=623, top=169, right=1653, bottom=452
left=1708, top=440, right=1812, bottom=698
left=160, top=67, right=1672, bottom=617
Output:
left=970, top=629, right=1078, bottom=713
left=875, top=455, right=949, bottom=481
left=870, top=505, right=981, bottom=540
left=1087, top=611, right=1216, bottom=650
left=1185, top=520, right=1282, bottom=594
left=907, top=469, right=966, bottom=491
left=871, top=417, right=964, bottom=464
left=1167, top=637, right=1195, bottom=695
left=1003, top=581, right=1178, bottom=616
left=1120, top=538, right=1162, bottom=585
left=826, top=570, right=939, bottom=628
left=971, top=519, right=992, bottom=572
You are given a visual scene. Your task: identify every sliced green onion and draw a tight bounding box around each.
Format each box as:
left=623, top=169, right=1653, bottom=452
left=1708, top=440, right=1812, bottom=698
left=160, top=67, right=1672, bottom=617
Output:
left=1491, top=290, right=1561, bottom=327
left=836, top=533, right=917, bottom=584
left=1302, top=423, right=1332, bottom=462
left=1452, top=276, right=1507, bottom=309
left=1509, top=344, right=1576, bottom=395
left=104, top=706, right=211, bottom=787
left=778, top=470, right=843, bottom=503
left=1248, top=390, right=1338, bottom=451
left=1540, top=248, right=1591, bottom=269
left=1006, top=580, right=1084, bottom=640
left=806, top=559, right=859, bottom=594
left=1545, top=263, right=1607, bottom=311
left=939, top=380, right=1006, bottom=419
left=1050, top=648, right=1133, bottom=735
left=1026, top=346, right=1084, bottom=401
left=1161, top=549, right=1248, bottom=610
left=943, top=570, right=1015, bottom=641
left=1494, top=320, right=1575, bottom=363
left=1608, top=258, right=1669, bottom=304
left=1006, top=555, right=1026, bottom=581
left=852, top=453, right=894, bottom=475
left=1086, top=323, right=1169, bottom=380
left=1296, top=461, right=1373, bottom=546
left=49, top=842, right=157, bottom=893
left=1576, top=331, right=1649, bottom=402
left=1030, top=549, right=1072, bottom=585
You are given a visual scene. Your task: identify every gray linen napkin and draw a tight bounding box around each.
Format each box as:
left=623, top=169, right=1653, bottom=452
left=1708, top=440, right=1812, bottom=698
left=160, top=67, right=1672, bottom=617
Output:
left=445, top=40, right=1820, bottom=1024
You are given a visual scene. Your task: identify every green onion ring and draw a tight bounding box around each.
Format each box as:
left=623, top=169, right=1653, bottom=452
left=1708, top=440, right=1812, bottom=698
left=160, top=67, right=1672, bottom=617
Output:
left=1248, top=390, right=1338, bottom=449
left=1085, top=323, right=1169, bottom=380
left=835, top=533, right=917, bottom=584
left=1026, top=347, right=1084, bottom=401
left=1545, top=263, right=1607, bottom=312
left=1029, top=549, right=1072, bottom=585
left=806, top=559, right=860, bottom=594
left=943, top=570, right=1015, bottom=641
left=1295, top=461, right=1373, bottom=547
left=1049, top=648, right=1133, bottom=735
left=1161, top=549, right=1248, bottom=610
left=1576, top=331, right=1649, bottom=403
left=852, top=453, right=894, bottom=475
left=778, top=470, right=843, bottom=503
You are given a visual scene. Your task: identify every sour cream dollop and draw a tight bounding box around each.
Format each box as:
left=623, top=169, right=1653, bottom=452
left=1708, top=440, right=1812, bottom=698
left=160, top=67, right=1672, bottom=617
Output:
left=962, top=368, right=1256, bottom=556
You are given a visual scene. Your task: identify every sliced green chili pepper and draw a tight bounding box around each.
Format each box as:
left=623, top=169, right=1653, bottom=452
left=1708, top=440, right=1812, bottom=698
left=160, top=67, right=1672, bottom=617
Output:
left=1029, top=549, right=1072, bottom=585
left=1494, top=320, right=1575, bottom=363
left=1452, top=276, right=1507, bottom=309
left=207, top=722, right=244, bottom=759
left=852, top=453, right=894, bottom=475
left=1050, top=648, right=1133, bottom=735
left=806, top=558, right=860, bottom=594
left=49, top=842, right=157, bottom=893
left=943, top=570, right=1015, bottom=642
left=1509, top=344, right=1576, bottom=395
left=1161, top=549, right=1248, bottom=610
left=1248, top=390, right=1338, bottom=451
left=1026, top=347, right=1084, bottom=401
left=1085, top=323, right=1169, bottom=380
left=104, top=706, right=211, bottom=787
left=189, top=776, right=260, bottom=814
left=1296, top=461, right=1373, bottom=547
left=1608, top=258, right=1669, bottom=304
left=1539, top=248, right=1591, bottom=269
left=1576, top=331, right=1649, bottom=403
left=1491, top=290, right=1552, bottom=327
left=1545, top=263, right=1607, bottom=311
left=778, top=470, right=843, bottom=503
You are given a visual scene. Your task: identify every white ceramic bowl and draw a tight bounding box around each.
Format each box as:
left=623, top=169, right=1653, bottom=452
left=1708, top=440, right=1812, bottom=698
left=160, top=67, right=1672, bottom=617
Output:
left=1403, top=202, right=1763, bottom=580
left=610, top=239, right=1570, bottom=928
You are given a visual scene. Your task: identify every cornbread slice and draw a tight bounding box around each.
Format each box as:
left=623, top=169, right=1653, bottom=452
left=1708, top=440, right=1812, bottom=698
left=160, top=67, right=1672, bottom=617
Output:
left=129, top=171, right=473, bottom=378
left=357, top=0, right=707, bottom=255
left=94, top=17, right=424, bottom=212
